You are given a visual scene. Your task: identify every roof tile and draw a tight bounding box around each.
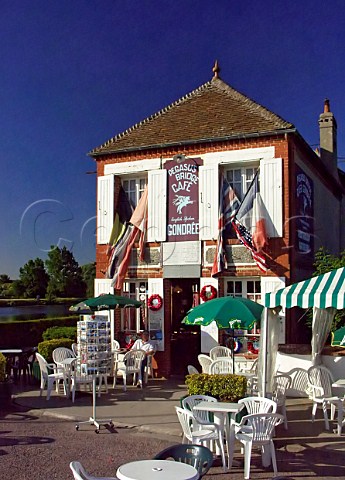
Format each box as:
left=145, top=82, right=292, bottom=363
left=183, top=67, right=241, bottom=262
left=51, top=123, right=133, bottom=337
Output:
left=89, top=77, right=294, bottom=156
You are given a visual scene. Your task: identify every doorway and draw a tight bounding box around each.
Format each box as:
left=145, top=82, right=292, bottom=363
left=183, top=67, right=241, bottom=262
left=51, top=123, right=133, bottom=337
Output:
left=170, top=279, right=200, bottom=375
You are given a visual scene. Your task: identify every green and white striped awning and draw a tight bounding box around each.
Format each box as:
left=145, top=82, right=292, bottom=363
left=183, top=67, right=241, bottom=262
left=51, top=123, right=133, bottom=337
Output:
left=264, top=267, right=345, bottom=309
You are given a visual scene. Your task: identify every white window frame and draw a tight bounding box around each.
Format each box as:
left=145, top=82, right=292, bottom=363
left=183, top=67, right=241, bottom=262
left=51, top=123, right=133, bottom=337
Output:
left=121, top=280, right=148, bottom=333
left=224, top=277, right=262, bottom=303
left=122, top=176, right=147, bottom=209
left=225, top=164, right=258, bottom=201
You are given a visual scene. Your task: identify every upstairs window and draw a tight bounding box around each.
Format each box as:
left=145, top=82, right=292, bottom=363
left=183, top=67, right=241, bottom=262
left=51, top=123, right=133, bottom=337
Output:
left=122, top=177, right=146, bottom=209
left=225, top=166, right=258, bottom=200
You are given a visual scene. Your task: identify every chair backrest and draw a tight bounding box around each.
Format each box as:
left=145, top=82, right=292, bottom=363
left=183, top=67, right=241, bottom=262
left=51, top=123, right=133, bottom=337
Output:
left=187, top=365, right=199, bottom=375
left=71, top=343, right=78, bottom=356
left=272, top=374, right=291, bottom=404
left=209, top=358, right=233, bottom=375
left=70, top=461, right=88, bottom=480
left=182, top=395, right=217, bottom=425
left=175, top=406, right=194, bottom=442
left=307, top=365, right=334, bottom=398
left=154, top=444, right=213, bottom=478
left=35, top=352, right=49, bottom=378
left=52, top=347, right=75, bottom=365
left=238, top=413, right=283, bottom=442
left=238, top=396, right=277, bottom=414
left=112, top=339, right=120, bottom=351
left=209, top=346, right=232, bottom=360
left=124, top=350, right=146, bottom=372
left=198, top=354, right=212, bottom=374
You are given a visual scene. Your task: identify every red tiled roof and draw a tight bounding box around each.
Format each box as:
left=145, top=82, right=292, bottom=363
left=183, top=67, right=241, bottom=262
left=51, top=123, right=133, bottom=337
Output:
left=89, top=77, right=294, bottom=156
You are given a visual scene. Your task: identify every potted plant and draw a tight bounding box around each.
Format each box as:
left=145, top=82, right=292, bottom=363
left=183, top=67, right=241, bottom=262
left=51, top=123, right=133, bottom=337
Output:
left=0, top=352, right=12, bottom=408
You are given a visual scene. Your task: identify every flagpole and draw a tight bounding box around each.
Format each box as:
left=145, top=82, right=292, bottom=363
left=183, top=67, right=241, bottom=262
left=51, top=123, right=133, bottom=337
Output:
left=235, top=167, right=260, bottom=212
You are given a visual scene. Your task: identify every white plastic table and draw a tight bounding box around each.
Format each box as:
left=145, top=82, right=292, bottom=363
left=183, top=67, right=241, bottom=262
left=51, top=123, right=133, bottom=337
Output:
left=194, top=400, right=243, bottom=469
left=116, top=459, right=199, bottom=480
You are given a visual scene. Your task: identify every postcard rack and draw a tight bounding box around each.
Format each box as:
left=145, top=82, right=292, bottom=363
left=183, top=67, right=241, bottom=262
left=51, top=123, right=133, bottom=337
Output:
left=75, top=315, right=113, bottom=433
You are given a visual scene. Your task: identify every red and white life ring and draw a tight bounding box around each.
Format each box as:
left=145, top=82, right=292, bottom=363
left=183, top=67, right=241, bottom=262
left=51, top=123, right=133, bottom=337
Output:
left=147, top=294, right=163, bottom=311
left=200, top=285, right=217, bottom=302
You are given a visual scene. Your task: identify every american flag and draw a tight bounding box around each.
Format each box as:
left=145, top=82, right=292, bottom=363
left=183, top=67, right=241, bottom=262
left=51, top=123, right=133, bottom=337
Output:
left=212, top=175, right=241, bottom=277
left=231, top=171, right=268, bottom=272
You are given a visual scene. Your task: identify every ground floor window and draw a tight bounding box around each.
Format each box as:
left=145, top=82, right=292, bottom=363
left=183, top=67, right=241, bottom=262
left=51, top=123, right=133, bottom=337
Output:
left=122, top=280, right=148, bottom=332
left=225, top=277, right=261, bottom=303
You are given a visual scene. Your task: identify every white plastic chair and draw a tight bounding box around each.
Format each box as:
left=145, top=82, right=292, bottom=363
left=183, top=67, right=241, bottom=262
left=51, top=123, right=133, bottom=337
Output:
left=235, top=413, right=284, bottom=479
left=36, top=352, right=67, bottom=400
left=272, top=374, right=291, bottom=429
left=307, top=365, right=343, bottom=433
left=209, top=358, right=233, bottom=375
left=198, top=354, right=212, bottom=374
left=53, top=347, right=75, bottom=372
left=209, top=346, right=232, bottom=360
left=112, top=339, right=120, bottom=351
left=175, top=406, right=227, bottom=471
left=113, top=350, right=146, bottom=391
left=238, top=396, right=277, bottom=415
left=187, top=365, right=199, bottom=375
left=182, top=395, right=217, bottom=430
left=71, top=343, right=78, bottom=357
left=69, top=461, right=119, bottom=480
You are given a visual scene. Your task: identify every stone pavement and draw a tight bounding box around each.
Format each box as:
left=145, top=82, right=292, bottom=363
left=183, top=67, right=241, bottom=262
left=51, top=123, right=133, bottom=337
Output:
left=9, top=376, right=345, bottom=479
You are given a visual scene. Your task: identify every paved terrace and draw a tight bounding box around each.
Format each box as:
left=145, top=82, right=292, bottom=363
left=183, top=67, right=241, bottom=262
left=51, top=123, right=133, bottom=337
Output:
left=1, top=376, right=345, bottom=479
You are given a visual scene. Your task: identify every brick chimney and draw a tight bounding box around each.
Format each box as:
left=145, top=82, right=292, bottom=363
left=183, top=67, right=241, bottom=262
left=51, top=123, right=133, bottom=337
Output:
left=318, top=99, right=338, bottom=175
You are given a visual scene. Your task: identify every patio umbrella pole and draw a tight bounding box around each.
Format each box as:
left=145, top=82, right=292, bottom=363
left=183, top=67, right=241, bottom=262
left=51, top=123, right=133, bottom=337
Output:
left=261, top=308, right=269, bottom=397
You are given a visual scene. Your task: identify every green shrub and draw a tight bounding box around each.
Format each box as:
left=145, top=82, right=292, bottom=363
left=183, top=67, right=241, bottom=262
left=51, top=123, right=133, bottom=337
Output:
left=38, top=338, right=73, bottom=363
left=42, top=326, right=77, bottom=341
left=0, top=352, right=6, bottom=382
left=185, top=373, right=247, bottom=402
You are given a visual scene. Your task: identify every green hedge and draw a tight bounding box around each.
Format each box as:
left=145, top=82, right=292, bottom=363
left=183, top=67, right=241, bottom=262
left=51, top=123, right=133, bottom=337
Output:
left=0, top=316, right=78, bottom=349
left=37, top=338, right=73, bottom=363
left=185, top=373, right=247, bottom=402
left=0, top=352, right=6, bottom=382
left=42, top=326, right=77, bottom=341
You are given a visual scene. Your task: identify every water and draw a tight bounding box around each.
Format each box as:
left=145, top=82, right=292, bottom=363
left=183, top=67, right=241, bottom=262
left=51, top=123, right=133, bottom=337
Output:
left=0, top=304, right=73, bottom=323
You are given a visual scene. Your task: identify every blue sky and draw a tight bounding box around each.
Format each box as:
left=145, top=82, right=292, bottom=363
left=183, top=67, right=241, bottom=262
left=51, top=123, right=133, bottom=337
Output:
left=1, top=0, right=344, bottom=278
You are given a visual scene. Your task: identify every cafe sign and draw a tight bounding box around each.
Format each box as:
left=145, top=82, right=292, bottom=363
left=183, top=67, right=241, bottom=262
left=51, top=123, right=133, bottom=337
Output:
left=165, top=157, right=203, bottom=242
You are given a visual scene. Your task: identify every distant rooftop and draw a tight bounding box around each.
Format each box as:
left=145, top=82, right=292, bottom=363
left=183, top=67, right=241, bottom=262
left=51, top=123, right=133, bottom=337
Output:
left=89, top=64, right=295, bottom=157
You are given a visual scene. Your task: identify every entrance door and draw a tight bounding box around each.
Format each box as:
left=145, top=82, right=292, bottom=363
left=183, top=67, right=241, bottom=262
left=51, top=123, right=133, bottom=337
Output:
left=170, top=279, right=200, bottom=375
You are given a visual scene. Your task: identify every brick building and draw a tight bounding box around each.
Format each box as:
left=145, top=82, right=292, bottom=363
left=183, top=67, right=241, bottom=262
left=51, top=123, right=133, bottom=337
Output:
left=89, top=65, right=345, bottom=376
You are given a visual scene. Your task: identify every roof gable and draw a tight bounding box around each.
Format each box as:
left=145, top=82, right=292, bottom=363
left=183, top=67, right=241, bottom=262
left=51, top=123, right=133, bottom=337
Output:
left=89, top=77, right=294, bottom=156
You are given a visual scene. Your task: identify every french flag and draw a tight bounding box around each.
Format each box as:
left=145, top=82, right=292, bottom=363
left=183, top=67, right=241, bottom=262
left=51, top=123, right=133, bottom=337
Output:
left=231, top=172, right=268, bottom=272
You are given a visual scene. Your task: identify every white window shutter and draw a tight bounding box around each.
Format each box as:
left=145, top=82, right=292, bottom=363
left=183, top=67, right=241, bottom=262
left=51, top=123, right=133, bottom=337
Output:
left=148, top=169, right=167, bottom=242
left=261, top=276, right=286, bottom=343
left=199, top=277, right=219, bottom=352
left=199, top=165, right=219, bottom=240
left=94, top=279, right=114, bottom=296
left=94, top=279, right=115, bottom=341
left=97, top=175, right=114, bottom=244
left=260, top=158, right=282, bottom=237
left=148, top=278, right=164, bottom=351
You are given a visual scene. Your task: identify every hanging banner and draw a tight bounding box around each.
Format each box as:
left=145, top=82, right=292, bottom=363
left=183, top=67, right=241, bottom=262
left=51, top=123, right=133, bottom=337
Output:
left=165, top=157, right=203, bottom=242
left=295, top=165, right=314, bottom=255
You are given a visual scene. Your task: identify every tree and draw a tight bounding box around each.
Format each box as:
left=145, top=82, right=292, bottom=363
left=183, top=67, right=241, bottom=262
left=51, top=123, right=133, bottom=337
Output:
left=19, top=258, right=49, bottom=298
left=313, top=247, right=345, bottom=331
left=0, top=274, right=11, bottom=284
left=45, top=246, right=86, bottom=298
left=81, top=263, right=96, bottom=297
